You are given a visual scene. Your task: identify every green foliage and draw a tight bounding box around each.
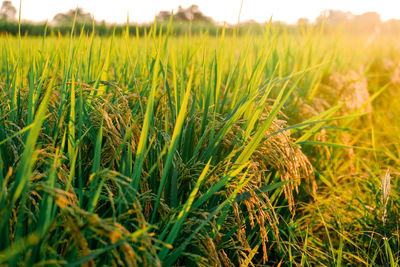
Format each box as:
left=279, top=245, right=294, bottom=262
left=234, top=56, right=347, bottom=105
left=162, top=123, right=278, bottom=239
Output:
left=0, top=17, right=399, bottom=267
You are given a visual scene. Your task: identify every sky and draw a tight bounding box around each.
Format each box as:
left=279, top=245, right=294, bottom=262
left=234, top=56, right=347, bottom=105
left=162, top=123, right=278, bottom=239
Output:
left=7, top=0, right=400, bottom=24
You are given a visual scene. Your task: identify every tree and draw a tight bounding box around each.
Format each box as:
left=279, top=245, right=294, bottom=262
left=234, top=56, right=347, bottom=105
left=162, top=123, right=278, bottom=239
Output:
left=353, top=12, right=381, bottom=33
left=156, top=5, right=212, bottom=23
left=52, top=7, right=93, bottom=26
left=297, top=18, right=310, bottom=26
left=316, top=10, right=354, bottom=27
left=0, top=0, right=17, bottom=21
left=383, top=19, right=400, bottom=35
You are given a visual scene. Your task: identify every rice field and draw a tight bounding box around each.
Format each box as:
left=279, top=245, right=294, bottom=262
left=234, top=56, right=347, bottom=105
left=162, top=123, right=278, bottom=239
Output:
left=1, top=21, right=400, bottom=266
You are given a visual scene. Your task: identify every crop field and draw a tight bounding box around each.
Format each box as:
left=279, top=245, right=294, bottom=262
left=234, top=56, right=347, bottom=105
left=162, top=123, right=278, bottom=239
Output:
left=0, top=22, right=400, bottom=266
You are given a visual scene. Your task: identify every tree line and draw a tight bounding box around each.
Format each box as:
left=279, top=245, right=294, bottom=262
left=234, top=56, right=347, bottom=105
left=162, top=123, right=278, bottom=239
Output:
left=1, top=0, right=400, bottom=36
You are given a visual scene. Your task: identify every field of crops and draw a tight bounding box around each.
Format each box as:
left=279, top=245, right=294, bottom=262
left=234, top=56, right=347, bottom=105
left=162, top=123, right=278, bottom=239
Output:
left=1, top=22, right=400, bottom=266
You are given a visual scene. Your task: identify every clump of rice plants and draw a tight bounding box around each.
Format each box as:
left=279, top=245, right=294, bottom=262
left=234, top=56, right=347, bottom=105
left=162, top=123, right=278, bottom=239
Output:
left=0, top=17, right=400, bottom=266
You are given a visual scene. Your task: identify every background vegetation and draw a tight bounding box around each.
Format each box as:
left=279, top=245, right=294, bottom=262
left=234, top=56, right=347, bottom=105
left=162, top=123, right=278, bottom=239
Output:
left=2, top=0, right=400, bottom=36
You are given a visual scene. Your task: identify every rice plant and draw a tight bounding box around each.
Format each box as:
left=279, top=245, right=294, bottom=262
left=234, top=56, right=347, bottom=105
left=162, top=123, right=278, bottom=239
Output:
left=0, top=16, right=399, bottom=266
